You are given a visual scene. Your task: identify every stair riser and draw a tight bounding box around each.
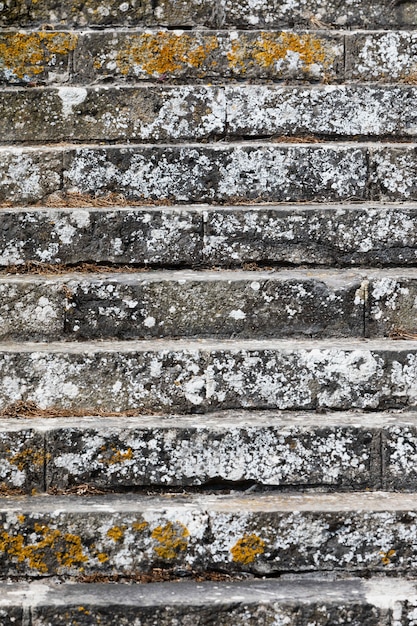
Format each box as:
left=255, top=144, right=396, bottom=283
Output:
left=3, top=0, right=417, bottom=29
left=0, top=343, right=415, bottom=412
left=3, top=206, right=417, bottom=268
left=0, top=274, right=364, bottom=340
left=6, top=85, right=417, bottom=144
left=0, top=501, right=416, bottom=576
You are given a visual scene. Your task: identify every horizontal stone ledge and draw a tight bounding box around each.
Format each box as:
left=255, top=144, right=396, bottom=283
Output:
left=3, top=203, right=417, bottom=268
left=0, top=269, right=365, bottom=341
left=0, top=578, right=414, bottom=625
left=0, top=338, right=415, bottom=411
left=3, top=0, right=417, bottom=30
left=6, top=84, right=417, bottom=144
left=0, top=144, right=370, bottom=204
left=0, top=492, right=417, bottom=576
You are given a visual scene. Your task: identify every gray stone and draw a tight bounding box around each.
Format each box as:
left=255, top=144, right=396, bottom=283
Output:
left=0, top=492, right=415, bottom=575
left=367, top=270, right=417, bottom=337
left=74, top=30, right=343, bottom=84
left=226, top=85, right=417, bottom=139
left=383, top=415, right=417, bottom=490
left=1, top=86, right=225, bottom=143
left=370, top=147, right=417, bottom=201
left=63, top=145, right=368, bottom=204
left=0, top=207, right=202, bottom=267
left=346, top=32, right=417, bottom=82
left=44, top=411, right=380, bottom=490
left=0, top=339, right=415, bottom=412
left=0, top=420, right=44, bottom=494
left=0, top=149, right=62, bottom=205
left=204, top=205, right=417, bottom=267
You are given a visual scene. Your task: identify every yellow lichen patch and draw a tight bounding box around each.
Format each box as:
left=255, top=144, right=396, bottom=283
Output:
left=17, top=515, right=25, bottom=524
left=9, top=448, right=44, bottom=471
left=230, top=533, right=265, bottom=565
left=380, top=549, right=396, bottom=565
left=106, top=447, right=133, bottom=465
left=151, top=521, right=190, bottom=559
left=0, top=32, right=78, bottom=79
left=226, top=38, right=247, bottom=74
left=107, top=525, right=125, bottom=542
left=115, top=32, right=218, bottom=76
left=97, top=552, right=109, bottom=563
left=0, top=524, right=87, bottom=573
left=132, top=520, right=149, bottom=533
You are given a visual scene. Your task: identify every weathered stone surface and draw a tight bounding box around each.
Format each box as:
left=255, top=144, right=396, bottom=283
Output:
left=370, top=147, right=417, bottom=201
left=0, top=207, right=202, bottom=266
left=0, top=149, right=61, bottom=205
left=74, top=31, right=343, bottom=83
left=226, top=85, right=417, bottom=139
left=0, top=420, right=44, bottom=494
left=154, top=0, right=217, bottom=27
left=382, top=415, right=417, bottom=491
left=44, top=412, right=380, bottom=490
left=204, top=205, right=417, bottom=267
left=219, top=0, right=417, bottom=29
left=0, top=492, right=416, bottom=576
left=1, top=578, right=409, bottom=625
left=346, top=32, right=417, bottom=82
left=59, top=269, right=364, bottom=339
left=367, top=271, right=417, bottom=337
left=63, top=146, right=368, bottom=204
left=0, top=31, right=77, bottom=85
left=60, top=0, right=154, bottom=27
left=0, top=339, right=415, bottom=411
left=1, top=86, right=225, bottom=143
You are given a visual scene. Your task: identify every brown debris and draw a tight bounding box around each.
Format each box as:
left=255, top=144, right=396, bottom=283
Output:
left=2, top=261, right=149, bottom=275
left=389, top=328, right=417, bottom=340
left=272, top=135, right=322, bottom=143
left=77, top=568, right=242, bottom=584
left=0, top=400, right=165, bottom=419
left=39, top=191, right=173, bottom=208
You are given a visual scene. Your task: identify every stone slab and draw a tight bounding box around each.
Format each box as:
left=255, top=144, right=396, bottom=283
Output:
left=1, top=86, right=225, bottom=143
left=0, top=270, right=362, bottom=340
left=0, top=339, right=415, bottom=411
left=366, top=271, right=417, bottom=338
left=0, top=421, right=44, bottom=494
left=0, top=207, right=203, bottom=266
left=382, top=415, right=417, bottom=491
left=0, top=492, right=416, bottom=576
left=0, top=31, right=78, bottom=85
left=43, top=412, right=381, bottom=490
left=226, top=85, right=417, bottom=139
left=62, top=145, right=368, bottom=204
left=346, top=32, right=417, bottom=83
left=370, top=147, right=417, bottom=201
left=204, top=205, right=417, bottom=267
left=0, top=149, right=62, bottom=205
left=74, top=30, right=343, bottom=84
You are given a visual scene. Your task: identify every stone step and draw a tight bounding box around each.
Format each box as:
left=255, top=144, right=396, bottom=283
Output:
left=5, top=410, right=417, bottom=494
left=0, top=269, right=367, bottom=341
left=5, top=85, right=417, bottom=144
left=0, top=338, right=415, bottom=412
left=0, top=491, right=416, bottom=576
left=3, top=0, right=417, bottom=30
left=0, top=578, right=414, bottom=625
left=2, top=204, right=417, bottom=268
left=6, top=143, right=417, bottom=205
left=0, top=268, right=415, bottom=341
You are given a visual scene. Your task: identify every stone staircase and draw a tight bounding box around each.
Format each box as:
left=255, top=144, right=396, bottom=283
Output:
left=2, top=0, right=417, bottom=623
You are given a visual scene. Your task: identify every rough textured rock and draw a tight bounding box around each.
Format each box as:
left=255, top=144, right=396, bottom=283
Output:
left=0, top=421, right=44, bottom=494
left=0, top=493, right=416, bottom=576
left=370, top=147, right=417, bottom=201
left=1, top=86, right=225, bottom=143
left=0, top=270, right=363, bottom=341
left=204, top=205, right=417, bottom=267
left=44, top=412, right=380, bottom=490
left=367, top=271, right=417, bottom=337
left=346, top=32, right=417, bottom=82
left=0, top=207, right=202, bottom=267
left=74, top=31, right=343, bottom=84
left=383, top=416, right=417, bottom=491
left=0, top=339, right=415, bottom=411
left=0, top=149, right=62, bottom=205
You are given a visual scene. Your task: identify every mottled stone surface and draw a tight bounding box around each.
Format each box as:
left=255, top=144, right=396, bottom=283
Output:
left=226, top=85, right=417, bottom=139
left=204, top=205, right=417, bottom=267
left=58, top=269, right=363, bottom=340
left=1, top=86, right=225, bottom=143
left=0, top=339, right=415, bottom=411
left=74, top=30, right=343, bottom=84
left=370, top=147, right=417, bottom=201
left=0, top=492, right=415, bottom=576
left=383, top=416, right=417, bottom=491
left=346, top=32, right=417, bottom=82
left=0, top=207, right=202, bottom=266
left=0, top=31, right=78, bottom=85
left=367, top=271, right=417, bottom=337
left=63, top=146, right=368, bottom=204
left=44, top=412, right=380, bottom=490
left=0, top=421, right=44, bottom=494
left=0, top=149, right=62, bottom=205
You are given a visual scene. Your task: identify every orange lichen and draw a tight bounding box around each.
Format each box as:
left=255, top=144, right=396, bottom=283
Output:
left=380, top=549, right=396, bottom=565
left=151, top=521, right=189, bottom=559
left=114, top=32, right=218, bottom=76
left=106, top=525, right=125, bottom=542
left=8, top=448, right=45, bottom=471
left=0, top=32, right=78, bottom=79
left=132, top=520, right=149, bottom=533
left=97, top=552, right=109, bottom=563
left=230, top=533, right=265, bottom=564
left=105, top=447, right=133, bottom=465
